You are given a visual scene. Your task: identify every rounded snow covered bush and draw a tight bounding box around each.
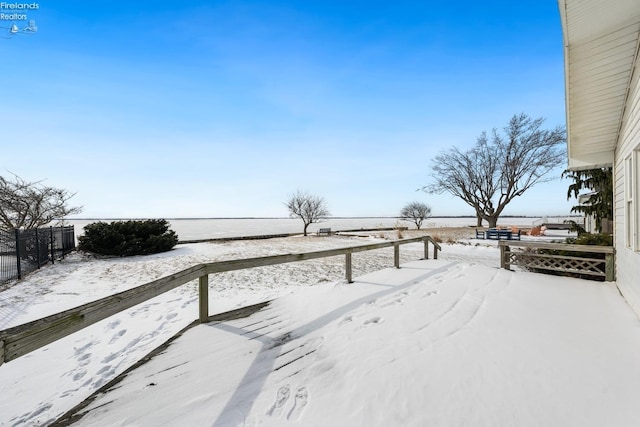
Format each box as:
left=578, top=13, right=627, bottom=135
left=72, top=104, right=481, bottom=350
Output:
left=78, top=219, right=179, bottom=256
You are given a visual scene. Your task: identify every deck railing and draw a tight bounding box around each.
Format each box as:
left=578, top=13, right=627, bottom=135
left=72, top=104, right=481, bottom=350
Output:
left=0, top=236, right=441, bottom=366
left=499, top=240, right=615, bottom=281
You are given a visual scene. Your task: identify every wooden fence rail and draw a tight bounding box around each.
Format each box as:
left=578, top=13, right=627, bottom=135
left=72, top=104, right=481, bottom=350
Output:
left=498, top=240, right=615, bottom=281
left=0, top=236, right=441, bottom=366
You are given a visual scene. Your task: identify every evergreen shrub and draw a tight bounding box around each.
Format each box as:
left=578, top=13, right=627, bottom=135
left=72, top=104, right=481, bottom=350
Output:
left=565, top=233, right=613, bottom=247
left=78, top=219, right=178, bottom=256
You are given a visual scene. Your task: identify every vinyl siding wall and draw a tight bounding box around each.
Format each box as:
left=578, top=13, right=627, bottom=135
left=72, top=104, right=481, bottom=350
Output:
left=615, top=49, right=640, bottom=316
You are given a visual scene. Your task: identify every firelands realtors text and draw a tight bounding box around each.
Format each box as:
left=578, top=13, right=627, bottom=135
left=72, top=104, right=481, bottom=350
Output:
left=0, top=2, right=38, bottom=20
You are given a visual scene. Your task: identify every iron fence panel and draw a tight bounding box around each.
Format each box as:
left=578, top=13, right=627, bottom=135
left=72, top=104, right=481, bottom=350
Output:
left=0, top=225, right=75, bottom=285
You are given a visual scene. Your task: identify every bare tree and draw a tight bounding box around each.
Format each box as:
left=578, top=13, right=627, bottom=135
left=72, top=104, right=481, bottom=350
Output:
left=400, top=201, right=431, bottom=229
left=0, top=173, right=82, bottom=232
left=285, top=190, right=330, bottom=236
left=423, top=113, right=566, bottom=228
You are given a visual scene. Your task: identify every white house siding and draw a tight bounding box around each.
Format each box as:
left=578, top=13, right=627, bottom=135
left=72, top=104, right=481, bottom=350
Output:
left=614, top=48, right=640, bottom=316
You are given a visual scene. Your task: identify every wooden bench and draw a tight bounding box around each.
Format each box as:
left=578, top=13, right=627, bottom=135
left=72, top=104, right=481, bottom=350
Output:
left=476, top=228, right=522, bottom=240
left=485, top=228, right=521, bottom=240
left=317, top=228, right=332, bottom=236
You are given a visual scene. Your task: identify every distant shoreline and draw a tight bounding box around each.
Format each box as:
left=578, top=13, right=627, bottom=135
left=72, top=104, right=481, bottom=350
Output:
left=65, top=215, right=582, bottom=221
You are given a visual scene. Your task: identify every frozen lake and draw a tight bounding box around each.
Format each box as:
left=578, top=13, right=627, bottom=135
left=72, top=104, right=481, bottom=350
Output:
left=63, top=216, right=574, bottom=241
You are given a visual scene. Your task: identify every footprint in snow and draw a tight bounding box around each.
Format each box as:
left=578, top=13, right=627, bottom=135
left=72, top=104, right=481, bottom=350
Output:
left=12, top=402, right=52, bottom=426
left=339, top=316, right=353, bottom=326
left=124, top=337, right=142, bottom=350
left=74, top=340, right=95, bottom=356
left=102, top=352, right=119, bottom=363
left=267, top=384, right=290, bottom=417
left=60, top=389, right=77, bottom=398
left=363, top=316, right=384, bottom=326
left=287, top=387, right=309, bottom=421
left=181, top=297, right=198, bottom=308
left=381, top=297, right=404, bottom=308
left=109, top=329, right=126, bottom=344
left=77, top=352, right=91, bottom=366
left=96, top=365, right=113, bottom=375
left=73, top=369, right=87, bottom=381
left=106, top=319, right=121, bottom=330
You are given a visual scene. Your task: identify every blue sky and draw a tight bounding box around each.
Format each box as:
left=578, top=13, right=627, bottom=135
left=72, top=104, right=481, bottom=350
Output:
left=1, top=1, right=573, bottom=218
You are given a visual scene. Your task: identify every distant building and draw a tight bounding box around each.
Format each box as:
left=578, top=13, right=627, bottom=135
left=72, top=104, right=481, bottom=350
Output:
left=577, top=192, right=613, bottom=234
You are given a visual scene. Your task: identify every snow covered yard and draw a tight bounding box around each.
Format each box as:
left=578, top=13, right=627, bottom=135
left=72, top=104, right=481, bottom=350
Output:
left=0, top=234, right=440, bottom=425
left=54, top=261, right=640, bottom=427
left=1, top=233, right=639, bottom=426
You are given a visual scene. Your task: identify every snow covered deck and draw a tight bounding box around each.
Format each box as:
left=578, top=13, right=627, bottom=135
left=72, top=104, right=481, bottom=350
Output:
left=55, top=260, right=640, bottom=427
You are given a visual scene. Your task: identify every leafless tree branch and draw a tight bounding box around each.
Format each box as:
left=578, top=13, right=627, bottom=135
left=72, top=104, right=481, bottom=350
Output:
left=422, top=113, right=566, bottom=227
left=0, top=173, right=82, bottom=232
left=285, top=190, right=330, bottom=236
left=399, top=201, right=431, bottom=229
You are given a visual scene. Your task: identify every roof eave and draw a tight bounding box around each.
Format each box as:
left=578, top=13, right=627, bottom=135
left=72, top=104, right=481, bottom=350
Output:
left=560, top=0, right=640, bottom=171
left=568, top=150, right=614, bottom=171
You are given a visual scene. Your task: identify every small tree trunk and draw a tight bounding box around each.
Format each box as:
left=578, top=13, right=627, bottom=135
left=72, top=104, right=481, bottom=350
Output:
left=476, top=216, right=483, bottom=227
left=303, top=223, right=309, bottom=236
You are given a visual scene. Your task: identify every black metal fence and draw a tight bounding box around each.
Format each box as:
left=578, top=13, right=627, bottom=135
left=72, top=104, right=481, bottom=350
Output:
left=0, top=226, right=75, bottom=284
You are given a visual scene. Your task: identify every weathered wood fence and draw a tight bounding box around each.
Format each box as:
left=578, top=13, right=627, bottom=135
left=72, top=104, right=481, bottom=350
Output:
left=499, top=241, right=615, bottom=281
left=0, top=236, right=441, bottom=366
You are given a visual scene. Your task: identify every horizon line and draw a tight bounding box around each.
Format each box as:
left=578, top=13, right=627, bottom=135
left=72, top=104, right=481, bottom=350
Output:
left=64, top=214, right=583, bottom=221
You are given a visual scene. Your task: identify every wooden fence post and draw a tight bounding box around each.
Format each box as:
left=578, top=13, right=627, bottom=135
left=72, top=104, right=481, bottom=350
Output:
left=423, top=238, right=429, bottom=260
left=605, top=252, right=615, bottom=281
left=199, top=274, right=209, bottom=323
left=394, top=242, right=400, bottom=268
left=345, top=252, right=353, bottom=283
left=500, top=243, right=511, bottom=270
